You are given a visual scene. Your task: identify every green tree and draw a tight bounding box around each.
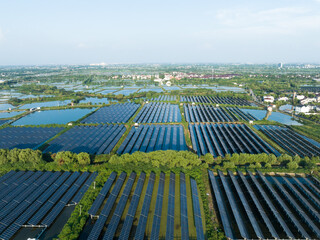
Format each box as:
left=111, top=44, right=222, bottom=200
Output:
left=77, top=152, right=91, bottom=165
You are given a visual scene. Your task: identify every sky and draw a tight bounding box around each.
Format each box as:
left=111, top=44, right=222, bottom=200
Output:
left=0, top=0, right=320, bottom=65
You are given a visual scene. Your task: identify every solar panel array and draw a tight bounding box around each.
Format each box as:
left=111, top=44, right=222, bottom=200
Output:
left=150, top=95, right=177, bottom=101
left=180, top=96, right=252, bottom=105
left=81, top=103, right=140, bottom=123
left=190, top=177, right=205, bottom=240
left=0, top=127, right=63, bottom=150
left=117, top=124, right=188, bottom=154
left=44, top=124, right=126, bottom=154
left=0, top=120, right=8, bottom=126
left=0, top=171, right=97, bottom=240
left=85, top=171, right=205, bottom=239
left=180, top=96, right=211, bottom=103
left=209, top=96, right=252, bottom=106
left=184, top=104, right=237, bottom=122
left=209, top=170, right=320, bottom=240
left=134, top=102, right=181, bottom=123
left=255, top=125, right=320, bottom=157
left=226, top=107, right=257, bottom=121
left=190, top=123, right=280, bottom=157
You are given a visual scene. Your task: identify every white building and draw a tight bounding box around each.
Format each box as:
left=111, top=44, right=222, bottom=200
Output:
left=294, top=105, right=312, bottom=113
left=296, top=95, right=305, bottom=100
left=300, top=98, right=316, bottom=105
left=263, top=95, right=274, bottom=103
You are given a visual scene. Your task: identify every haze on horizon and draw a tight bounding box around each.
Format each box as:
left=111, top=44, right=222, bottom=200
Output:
left=1, top=0, right=320, bottom=65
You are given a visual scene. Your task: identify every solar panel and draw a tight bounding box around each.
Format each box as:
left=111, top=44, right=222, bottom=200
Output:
left=237, top=170, right=279, bottom=239
left=88, top=172, right=117, bottom=216
left=87, top=172, right=127, bottom=240
left=165, top=172, right=175, bottom=240
left=103, top=172, right=137, bottom=240
left=134, top=172, right=156, bottom=240
left=271, top=175, right=320, bottom=238
left=256, top=171, right=310, bottom=239
left=228, top=170, right=264, bottom=239
left=72, top=172, right=98, bottom=204
left=190, top=177, right=205, bottom=240
left=150, top=172, right=165, bottom=240
left=118, top=172, right=146, bottom=240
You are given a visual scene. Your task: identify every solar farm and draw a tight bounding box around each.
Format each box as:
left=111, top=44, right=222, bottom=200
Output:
left=117, top=124, right=188, bottom=154
left=255, top=125, right=320, bottom=157
left=134, top=102, right=181, bottom=123
left=0, top=170, right=97, bottom=240
left=184, top=104, right=237, bottom=122
left=189, top=123, right=280, bottom=157
left=44, top=124, right=126, bottom=154
left=0, top=127, right=64, bottom=150
left=149, top=95, right=177, bottom=101
left=81, top=103, right=140, bottom=124
left=81, top=171, right=205, bottom=240
left=209, top=170, right=320, bottom=240
left=180, top=96, right=252, bottom=106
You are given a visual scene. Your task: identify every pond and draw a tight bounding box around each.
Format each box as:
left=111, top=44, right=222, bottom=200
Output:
left=11, top=108, right=95, bottom=125
left=138, top=88, right=163, bottom=93
left=0, top=103, right=15, bottom=111
left=241, top=109, right=302, bottom=125
left=19, top=100, right=72, bottom=109
left=0, top=111, right=24, bottom=119
left=79, top=97, right=117, bottom=104
left=115, top=89, right=139, bottom=96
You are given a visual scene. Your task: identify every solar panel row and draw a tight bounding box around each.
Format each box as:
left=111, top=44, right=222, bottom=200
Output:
left=190, top=177, right=205, bottom=240
left=87, top=172, right=127, bottom=240
left=0, top=127, right=63, bottom=150
left=180, top=173, right=189, bottom=240
left=165, top=172, right=175, bottom=240
left=190, top=123, right=280, bottom=157
left=81, top=103, right=140, bottom=124
left=103, top=172, right=137, bottom=240
left=88, top=172, right=117, bottom=216
left=150, top=95, right=177, bottom=101
left=44, top=124, right=126, bottom=154
left=184, top=104, right=237, bottom=123
left=117, top=124, right=187, bottom=154
left=134, top=102, right=181, bottom=123
left=256, top=125, right=320, bottom=157
left=118, top=172, right=146, bottom=240
left=212, top=170, right=320, bottom=239
left=150, top=172, right=165, bottom=240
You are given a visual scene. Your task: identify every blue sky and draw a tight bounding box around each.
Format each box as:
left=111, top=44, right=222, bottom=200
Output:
left=0, top=0, right=320, bottom=65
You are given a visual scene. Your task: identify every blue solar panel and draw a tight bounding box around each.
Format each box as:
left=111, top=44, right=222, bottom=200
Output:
left=118, top=172, right=146, bottom=240
left=87, top=172, right=127, bottom=240
left=27, top=172, right=79, bottom=225
left=72, top=172, right=98, bottom=204
left=103, top=172, right=137, bottom=240
left=190, top=177, right=205, bottom=240
left=166, top=172, right=175, bottom=240
left=150, top=172, right=165, bottom=240
left=134, top=172, right=156, bottom=240
left=256, top=171, right=310, bottom=239
left=88, top=172, right=117, bottom=216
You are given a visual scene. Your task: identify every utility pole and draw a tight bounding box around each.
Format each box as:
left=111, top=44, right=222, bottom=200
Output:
left=79, top=205, right=82, bottom=216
